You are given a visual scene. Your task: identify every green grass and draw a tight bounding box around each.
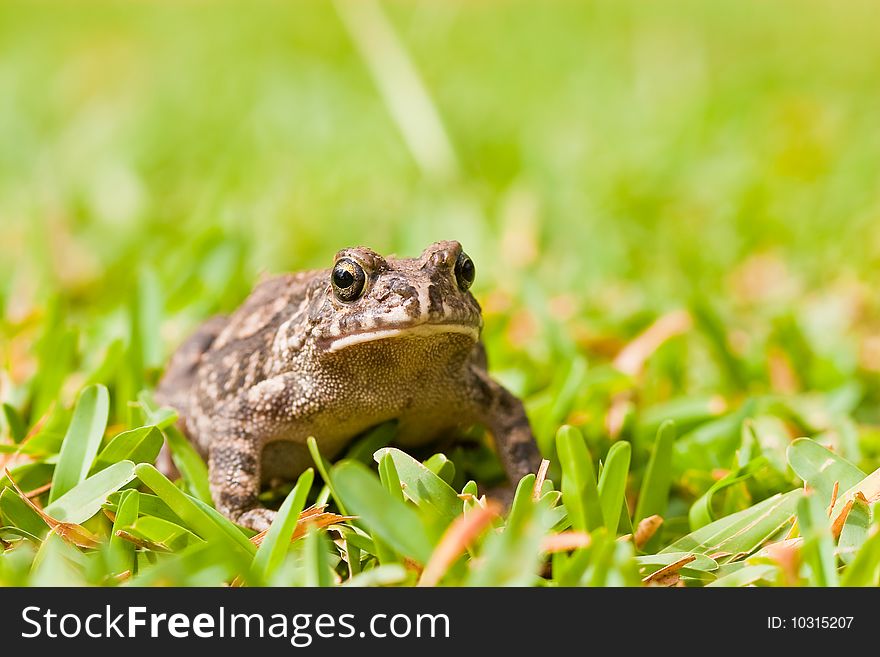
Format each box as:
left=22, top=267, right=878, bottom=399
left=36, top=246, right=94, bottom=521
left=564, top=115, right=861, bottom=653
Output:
left=2, top=0, right=880, bottom=586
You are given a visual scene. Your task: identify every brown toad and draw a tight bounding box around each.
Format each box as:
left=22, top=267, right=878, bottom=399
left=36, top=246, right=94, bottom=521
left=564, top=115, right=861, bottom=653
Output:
left=156, top=241, right=541, bottom=530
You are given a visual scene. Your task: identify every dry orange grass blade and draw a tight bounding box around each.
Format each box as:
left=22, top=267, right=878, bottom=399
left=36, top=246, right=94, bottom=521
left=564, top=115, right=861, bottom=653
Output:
left=540, top=532, right=591, bottom=554
left=4, top=468, right=101, bottom=549
left=607, top=309, right=693, bottom=436
left=532, top=459, right=550, bottom=499
left=605, top=396, right=633, bottom=439
left=114, top=530, right=168, bottom=552
left=248, top=504, right=353, bottom=547
left=831, top=468, right=880, bottom=521
left=647, top=571, right=686, bottom=587
left=634, top=514, right=663, bottom=550
left=642, top=554, right=696, bottom=586
left=767, top=346, right=799, bottom=394
left=289, top=513, right=353, bottom=541
left=831, top=492, right=867, bottom=541
left=418, top=501, right=501, bottom=587
left=827, top=481, right=840, bottom=517
left=24, top=482, right=52, bottom=499
left=760, top=538, right=802, bottom=586
left=613, top=310, right=693, bottom=378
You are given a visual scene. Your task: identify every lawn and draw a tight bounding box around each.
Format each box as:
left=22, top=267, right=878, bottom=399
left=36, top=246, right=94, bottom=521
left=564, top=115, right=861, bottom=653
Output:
left=2, top=0, right=880, bottom=586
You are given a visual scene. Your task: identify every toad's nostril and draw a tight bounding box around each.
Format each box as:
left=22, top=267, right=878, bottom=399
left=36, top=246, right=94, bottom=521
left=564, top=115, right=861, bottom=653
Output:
left=430, top=252, right=452, bottom=269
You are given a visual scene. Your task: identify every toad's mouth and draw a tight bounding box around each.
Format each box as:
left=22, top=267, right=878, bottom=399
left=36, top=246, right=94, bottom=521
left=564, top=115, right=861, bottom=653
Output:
left=325, top=322, right=480, bottom=353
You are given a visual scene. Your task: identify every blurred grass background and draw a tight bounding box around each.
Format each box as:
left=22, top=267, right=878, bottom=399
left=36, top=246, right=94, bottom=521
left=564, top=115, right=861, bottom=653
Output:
left=3, top=0, right=880, bottom=548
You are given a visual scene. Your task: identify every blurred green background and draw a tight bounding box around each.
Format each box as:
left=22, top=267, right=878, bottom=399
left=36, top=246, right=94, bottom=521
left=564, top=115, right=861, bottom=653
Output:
left=2, top=0, right=880, bottom=468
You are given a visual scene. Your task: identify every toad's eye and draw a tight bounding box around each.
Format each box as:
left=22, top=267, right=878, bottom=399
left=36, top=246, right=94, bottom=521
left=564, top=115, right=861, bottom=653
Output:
left=454, top=251, right=475, bottom=291
left=331, top=258, right=367, bottom=302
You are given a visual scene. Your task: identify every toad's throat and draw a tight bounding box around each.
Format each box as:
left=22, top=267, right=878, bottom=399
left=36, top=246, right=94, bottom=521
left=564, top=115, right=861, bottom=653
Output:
left=325, top=322, right=480, bottom=353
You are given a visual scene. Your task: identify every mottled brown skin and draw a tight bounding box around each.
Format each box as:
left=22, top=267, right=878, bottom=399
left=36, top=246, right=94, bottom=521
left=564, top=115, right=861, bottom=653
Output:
left=156, top=241, right=541, bottom=530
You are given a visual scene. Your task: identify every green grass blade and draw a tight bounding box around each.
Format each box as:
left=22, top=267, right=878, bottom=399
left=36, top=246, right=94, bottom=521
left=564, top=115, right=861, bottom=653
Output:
left=49, top=384, right=110, bottom=503
left=507, top=474, right=537, bottom=531
left=91, top=426, right=164, bottom=473
left=556, top=425, right=603, bottom=532
left=467, top=477, right=549, bottom=586
left=134, top=463, right=254, bottom=557
left=787, top=438, right=865, bottom=500
left=125, top=515, right=205, bottom=551
left=688, top=456, right=767, bottom=531
left=635, top=420, right=676, bottom=524
left=252, top=468, right=314, bottom=582
left=374, top=447, right=460, bottom=526
left=303, top=525, right=333, bottom=587
left=423, top=453, right=455, bottom=485
left=2, top=403, right=27, bottom=443
left=0, top=487, right=47, bottom=538
left=840, top=524, right=880, bottom=586
left=190, top=497, right=260, bottom=546
left=378, top=451, right=404, bottom=502
left=343, top=564, right=408, bottom=587
left=706, top=564, right=778, bottom=587
left=308, top=436, right=348, bottom=516
left=104, top=491, right=182, bottom=525
left=331, top=460, right=433, bottom=564
left=162, top=425, right=212, bottom=504
left=597, top=440, right=631, bottom=535
left=797, top=492, right=839, bottom=587
left=44, top=460, right=137, bottom=524
left=663, top=489, right=801, bottom=558
left=837, top=496, right=870, bottom=566
left=109, top=489, right=139, bottom=573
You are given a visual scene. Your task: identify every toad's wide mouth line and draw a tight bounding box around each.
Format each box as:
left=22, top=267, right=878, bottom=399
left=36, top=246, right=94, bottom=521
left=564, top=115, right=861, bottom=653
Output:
left=325, top=322, right=480, bottom=353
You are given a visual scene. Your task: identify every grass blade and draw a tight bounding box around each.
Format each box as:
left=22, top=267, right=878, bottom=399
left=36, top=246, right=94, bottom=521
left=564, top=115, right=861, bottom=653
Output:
left=134, top=463, right=255, bottom=557
left=0, top=487, right=47, bottom=538
left=308, top=436, right=348, bottom=516
left=2, top=403, right=27, bottom=443
left=663, top=489, right=801, bottom=559
left=331, top=460, right=433, bottom=564
left=635, top=420, right=675, bottom=525
left=797, top=492, right=839, bottom=586
left=303, top=525, right=334, bottom=587
left=162, top=425, right=212, bottom=504
left=378, top=451, right=404, bottom=502
left=556, top=425, right=603, bottom=532
left=467, top=476, right=549, bottom=586
left=787, top=438, right=865, bottom=500
left=840, top=525, right=880, bottom=586
left=252, top=468, right=315, bottom=582
left=109, top=489, right=139, bottom=573
left=597, top=441, right=631, bottom=535
left=374, top=447, right=460, bottom=526
left=837, top=496, right=870, bottom=565
left=49, top=384, right=110, bottom=503
left=91, top=426, right=163, bottom=473
left=706, top=564, right=778, bottom=587
left=45, top=460, right=137, bottom=524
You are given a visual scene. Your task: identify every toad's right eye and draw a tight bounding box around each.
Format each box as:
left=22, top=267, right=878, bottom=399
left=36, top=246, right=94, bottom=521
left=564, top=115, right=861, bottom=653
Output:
left=331, top=258, right=367, bottom=302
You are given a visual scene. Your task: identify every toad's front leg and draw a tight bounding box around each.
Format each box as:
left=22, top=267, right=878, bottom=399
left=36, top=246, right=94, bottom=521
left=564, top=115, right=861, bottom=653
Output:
left=208, top=434, right=276, bottom=531
left=470, top=369, right=543, bottom=490
left=206, top=374, right=310, bottom=530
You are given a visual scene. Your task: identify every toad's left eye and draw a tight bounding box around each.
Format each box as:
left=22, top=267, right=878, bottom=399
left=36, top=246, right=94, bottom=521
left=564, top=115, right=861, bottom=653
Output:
left=454, top=252, right=475, bottom=291
left=331, top=258, right=367, bottom=302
